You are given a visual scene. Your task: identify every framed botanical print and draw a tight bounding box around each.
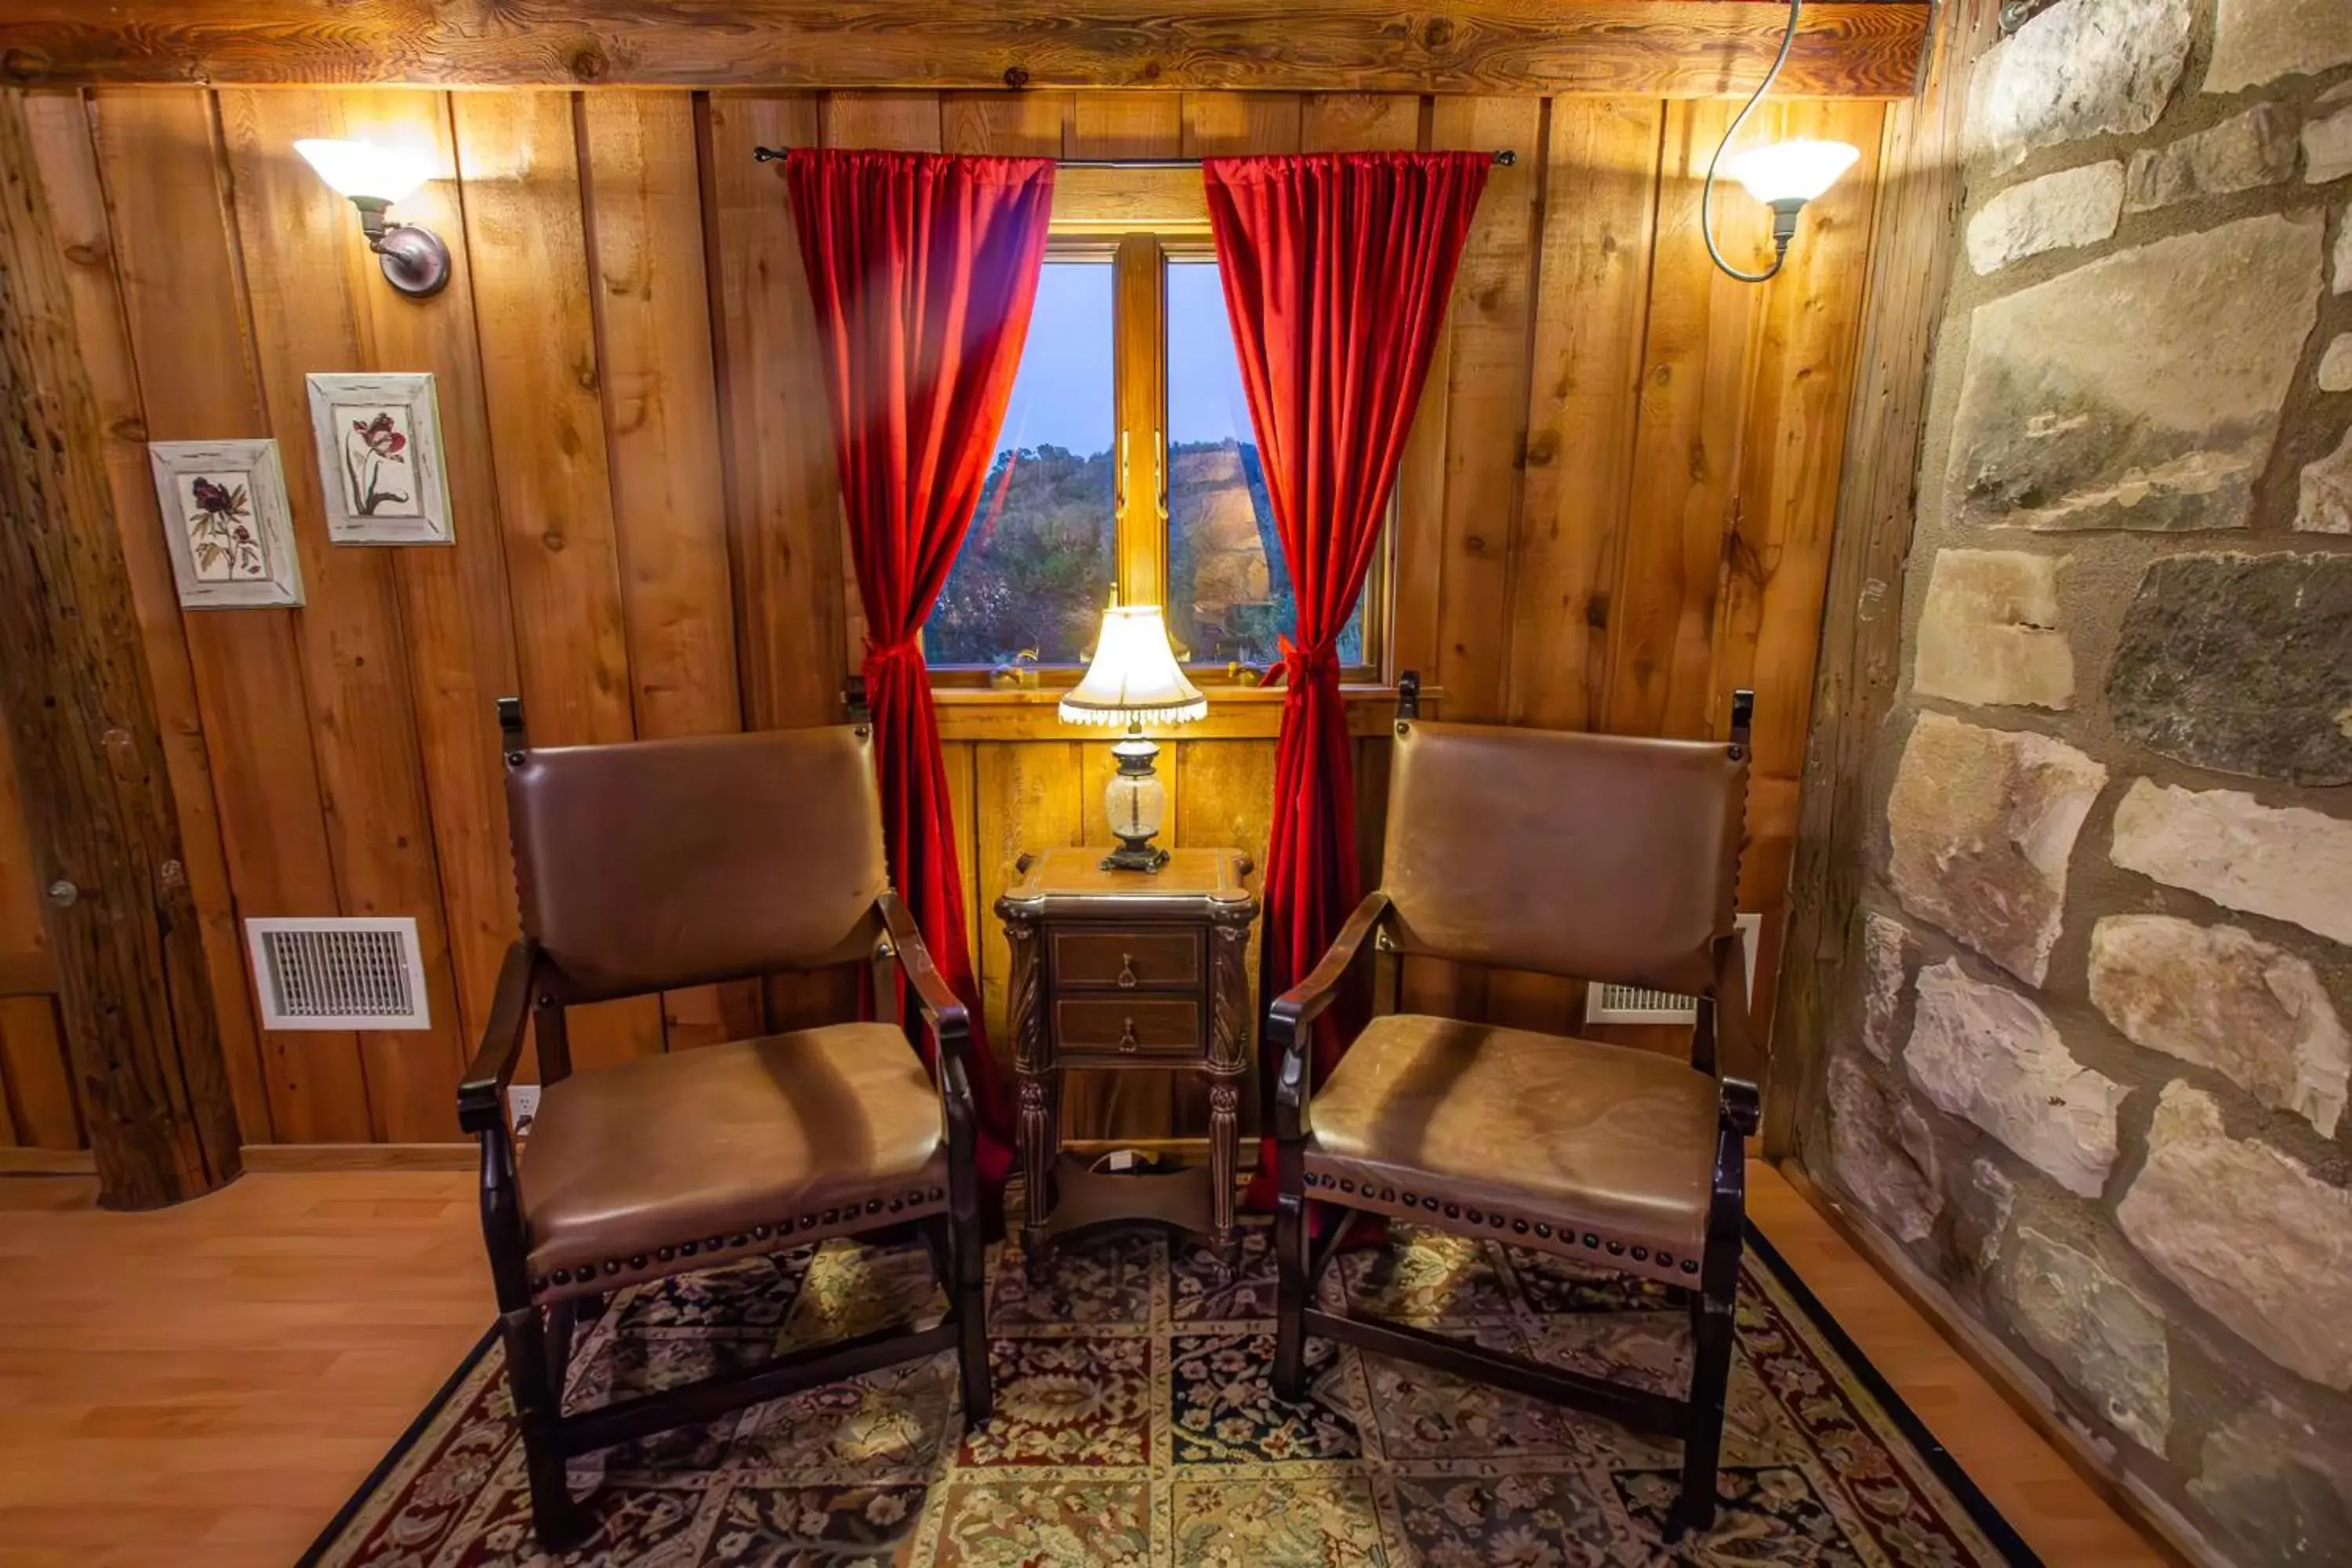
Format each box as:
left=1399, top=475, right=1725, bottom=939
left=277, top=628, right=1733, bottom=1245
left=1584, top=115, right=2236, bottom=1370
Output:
left=147, top=439, right=305, bottom=608
left=304, top=372, right=454, bottom=544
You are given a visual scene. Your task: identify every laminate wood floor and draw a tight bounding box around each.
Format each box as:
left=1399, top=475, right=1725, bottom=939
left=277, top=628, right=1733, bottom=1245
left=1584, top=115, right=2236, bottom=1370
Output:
left=0, top=1163, right=2169, bottom=1566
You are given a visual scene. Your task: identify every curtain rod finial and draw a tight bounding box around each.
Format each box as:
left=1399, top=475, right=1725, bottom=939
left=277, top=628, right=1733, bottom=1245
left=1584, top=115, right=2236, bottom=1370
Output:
left=1493, top=150, right=1516, bottom=167
left=753, top=145, right=783, bottom=162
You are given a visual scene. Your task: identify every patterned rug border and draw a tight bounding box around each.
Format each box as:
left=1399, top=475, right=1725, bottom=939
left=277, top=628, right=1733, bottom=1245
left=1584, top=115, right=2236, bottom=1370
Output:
left=299, top=1322, right=500, bottom=1568
left=297, top=1220, right=2045, bottom=1566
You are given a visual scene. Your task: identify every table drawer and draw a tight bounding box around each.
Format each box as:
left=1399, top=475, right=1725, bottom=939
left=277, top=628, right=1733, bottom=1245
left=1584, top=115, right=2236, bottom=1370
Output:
left=1051, top=928, right=1201, bottom=991
left=1054, top=996, right=1202, bottom=1059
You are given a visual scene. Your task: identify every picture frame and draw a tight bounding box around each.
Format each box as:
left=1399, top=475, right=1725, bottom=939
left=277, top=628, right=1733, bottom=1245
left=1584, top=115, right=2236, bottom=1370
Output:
left=147, top=439, right=305, bottom=609
left=304, top=372, right=454, bottom=545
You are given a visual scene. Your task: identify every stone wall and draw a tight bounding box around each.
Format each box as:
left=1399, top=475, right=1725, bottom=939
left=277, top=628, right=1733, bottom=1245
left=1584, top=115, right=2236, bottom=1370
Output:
left=1801, top=1, right=2352, bottom=1562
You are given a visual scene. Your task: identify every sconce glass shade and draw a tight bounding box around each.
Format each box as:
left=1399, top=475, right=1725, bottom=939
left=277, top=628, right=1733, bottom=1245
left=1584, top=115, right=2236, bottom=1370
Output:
left=1058, top=604, right=1207, bottom=728
left=294, top=139, right=436, bottom=203
left=1722, top=139, right=1860, bottom=208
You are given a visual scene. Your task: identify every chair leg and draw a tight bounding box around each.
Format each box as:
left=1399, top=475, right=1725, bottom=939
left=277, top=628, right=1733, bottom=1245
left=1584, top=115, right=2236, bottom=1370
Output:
left=543, top=1297, right=578, bottom=1404
left=1668, top=1284, right=1736, bottom=1541
left=1272, top=1160, right=1308, bottom=1402
left=947, top=1210, right=993, bottom=1424
left=500, top=1304, right=592, bottom=1553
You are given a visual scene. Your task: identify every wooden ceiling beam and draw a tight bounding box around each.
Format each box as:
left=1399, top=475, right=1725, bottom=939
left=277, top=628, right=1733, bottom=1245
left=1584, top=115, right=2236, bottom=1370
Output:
left=0, top=2, right=1929, bottom=99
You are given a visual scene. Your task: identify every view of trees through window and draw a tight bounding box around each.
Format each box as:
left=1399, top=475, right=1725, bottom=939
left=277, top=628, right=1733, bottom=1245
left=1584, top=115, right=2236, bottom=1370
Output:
left=928, top=263, right=1116, bottom=668
left=926, top=255, right=1363, bottom=672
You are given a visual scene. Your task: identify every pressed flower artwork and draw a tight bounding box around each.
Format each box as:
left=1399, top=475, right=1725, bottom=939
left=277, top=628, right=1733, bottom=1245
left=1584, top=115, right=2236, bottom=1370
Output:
left=177, top=473, right=269, bottom=580
left=306, top=372, right=453, bottom=543
left=342, top=406, right=417, bottom=517
left=149, top=440, right=303, bottom=608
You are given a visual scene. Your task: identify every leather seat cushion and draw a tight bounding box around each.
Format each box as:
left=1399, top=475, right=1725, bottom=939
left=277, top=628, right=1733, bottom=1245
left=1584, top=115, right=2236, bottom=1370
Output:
left=1305, top=1014, right=1716, bottom=1256
left=521, top=1022, right=946, bottom=1282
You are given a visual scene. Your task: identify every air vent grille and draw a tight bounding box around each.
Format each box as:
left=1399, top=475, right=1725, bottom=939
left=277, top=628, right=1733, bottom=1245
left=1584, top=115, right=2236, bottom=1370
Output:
left=1584, top=913, right=1761, bottom=1027
left=245, top=917, right=431, bottom=1031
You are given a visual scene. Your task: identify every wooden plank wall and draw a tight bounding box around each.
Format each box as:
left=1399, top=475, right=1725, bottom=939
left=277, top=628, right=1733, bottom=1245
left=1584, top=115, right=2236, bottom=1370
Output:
left=0, top=85, right=1883, bottom=1149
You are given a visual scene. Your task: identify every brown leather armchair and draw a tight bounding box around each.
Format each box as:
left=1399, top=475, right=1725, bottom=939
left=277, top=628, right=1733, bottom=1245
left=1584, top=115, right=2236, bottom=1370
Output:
left=1270, top=677, right=1759, bottom=1541
left=459, top=697, right=990, bottom=1552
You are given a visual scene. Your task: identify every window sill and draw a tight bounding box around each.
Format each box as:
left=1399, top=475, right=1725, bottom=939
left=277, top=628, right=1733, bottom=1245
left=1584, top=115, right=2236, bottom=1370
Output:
left=929, top=682, right=1429, bottom=742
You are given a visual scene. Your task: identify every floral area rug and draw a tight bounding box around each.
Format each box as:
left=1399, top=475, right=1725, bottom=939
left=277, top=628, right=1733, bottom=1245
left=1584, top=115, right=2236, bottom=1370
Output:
left=304, top=1215, right=2032, bottom=1566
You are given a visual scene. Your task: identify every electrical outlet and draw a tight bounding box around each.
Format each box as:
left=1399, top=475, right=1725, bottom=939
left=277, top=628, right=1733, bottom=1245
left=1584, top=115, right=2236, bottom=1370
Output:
left=506, top=1083, right=541, bottom=1138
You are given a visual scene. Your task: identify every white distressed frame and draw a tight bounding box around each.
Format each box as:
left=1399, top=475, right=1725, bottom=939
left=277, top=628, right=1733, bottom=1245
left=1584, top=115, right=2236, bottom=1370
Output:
left=147, top=438, right=305, bottom=608
left=304, top=371, right=455, bottom=545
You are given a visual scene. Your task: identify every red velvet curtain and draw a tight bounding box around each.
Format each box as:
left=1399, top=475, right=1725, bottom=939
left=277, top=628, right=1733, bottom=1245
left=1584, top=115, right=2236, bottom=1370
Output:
left=784, top=148, right=1055, bottom=1203
left=1202, top=152, right=1487, bottom=1202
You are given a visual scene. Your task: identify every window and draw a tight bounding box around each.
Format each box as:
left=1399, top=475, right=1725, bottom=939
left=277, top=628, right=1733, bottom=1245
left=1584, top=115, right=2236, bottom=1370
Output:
left=928, top=262, right=1117, bottom=668
left=927, top=227, right=1382, bottom=681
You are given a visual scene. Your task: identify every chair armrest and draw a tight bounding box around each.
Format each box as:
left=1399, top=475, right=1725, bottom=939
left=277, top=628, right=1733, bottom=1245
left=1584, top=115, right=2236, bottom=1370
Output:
left=877, top=892, right=975, bottom=1075
left=1269, top=891, right=1390, bottom=1127
left=458, top=940, right=537, bottom=1135
left=1717, top=1076, right=1760, bottom=1138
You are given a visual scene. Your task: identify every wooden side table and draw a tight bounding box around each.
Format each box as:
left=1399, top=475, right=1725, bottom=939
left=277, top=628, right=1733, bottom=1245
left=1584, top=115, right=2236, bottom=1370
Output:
left=996, top=847, right=1257, bottom=1272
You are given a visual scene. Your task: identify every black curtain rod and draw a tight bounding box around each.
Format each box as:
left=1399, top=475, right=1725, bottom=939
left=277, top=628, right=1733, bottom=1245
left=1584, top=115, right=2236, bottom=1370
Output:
left=751, top=147, right=1515, bottom=168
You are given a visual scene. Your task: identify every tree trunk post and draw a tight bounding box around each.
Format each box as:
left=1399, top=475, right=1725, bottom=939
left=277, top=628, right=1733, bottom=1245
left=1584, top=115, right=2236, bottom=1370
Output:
left=0, top=85, right=241, bottom=1207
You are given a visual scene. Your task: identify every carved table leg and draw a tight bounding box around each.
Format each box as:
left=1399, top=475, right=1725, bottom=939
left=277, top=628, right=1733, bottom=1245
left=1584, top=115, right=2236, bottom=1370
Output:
left=1208, top=916, right=1253, bottom=1276
left=1005, top=915, right=1051, bottom=1280
left=1208, top=1076, right=1241, bottom=1274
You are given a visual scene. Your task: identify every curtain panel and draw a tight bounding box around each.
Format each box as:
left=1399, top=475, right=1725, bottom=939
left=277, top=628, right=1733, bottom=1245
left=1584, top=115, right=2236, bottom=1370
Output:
left=783, top=147, right=1058, bottom=1209
left=1202, top=151, right=1490, bottom=1206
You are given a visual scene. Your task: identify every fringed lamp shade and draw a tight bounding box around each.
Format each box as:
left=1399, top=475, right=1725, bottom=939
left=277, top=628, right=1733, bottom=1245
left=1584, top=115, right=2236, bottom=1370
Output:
left=1060, top=604, right=1204, bottom=872
left=1058, top=604, right=1207, bottom=727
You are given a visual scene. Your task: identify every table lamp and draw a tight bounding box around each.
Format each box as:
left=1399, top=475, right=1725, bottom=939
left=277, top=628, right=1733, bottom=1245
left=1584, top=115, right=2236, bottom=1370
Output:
left=1059, top=603, right=1207, bottom=872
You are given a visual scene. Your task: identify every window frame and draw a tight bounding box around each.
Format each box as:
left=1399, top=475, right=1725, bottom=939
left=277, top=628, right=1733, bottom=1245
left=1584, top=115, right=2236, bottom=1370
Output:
left=923, top=207, right=1390, bottom=691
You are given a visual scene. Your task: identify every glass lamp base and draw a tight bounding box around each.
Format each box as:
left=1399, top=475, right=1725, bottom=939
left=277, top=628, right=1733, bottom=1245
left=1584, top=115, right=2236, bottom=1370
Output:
left=1099, top=734, right=1167, bottom=873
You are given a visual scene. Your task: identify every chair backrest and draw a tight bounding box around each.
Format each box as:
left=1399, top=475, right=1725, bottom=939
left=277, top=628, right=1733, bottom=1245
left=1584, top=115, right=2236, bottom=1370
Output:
left=504, top=721, right=887, bottom=998
left=1381, top=717, right=1746, bottom=996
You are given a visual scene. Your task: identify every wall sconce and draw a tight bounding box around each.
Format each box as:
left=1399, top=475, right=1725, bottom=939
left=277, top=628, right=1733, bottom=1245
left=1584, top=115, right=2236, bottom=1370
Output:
left=293, top=138, right=451, bottom=299
left=1701, top=0, right=1859, bottom=283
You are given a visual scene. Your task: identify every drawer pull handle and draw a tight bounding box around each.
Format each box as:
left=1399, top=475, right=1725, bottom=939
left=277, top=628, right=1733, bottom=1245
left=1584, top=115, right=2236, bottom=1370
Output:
left=1119, top=1017, right=1139, bottom=1053
left=1117, top=953, right=1139, bottom=988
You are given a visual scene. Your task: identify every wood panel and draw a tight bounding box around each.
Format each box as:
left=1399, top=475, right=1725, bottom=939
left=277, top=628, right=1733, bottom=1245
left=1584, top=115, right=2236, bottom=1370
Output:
left=1605, top=98, right=1769, bottom=742
left=92, top=86, right=373, bottom=1143
left=216, top=89, right=470, bottom=1142
left=451, top=89, right=663, bottom=1069
left=328, top=89, right=525, bottom=1055
left=1506, top=97, right=1661, bottom=733
left=581, top=89, right=764, bottom=1051
left=0, top=708, right=74, bottom=1149
left=1707, top=98, right=1884, bottom=1075
left=0, top=3, right=1933, bottom=100
left=702, top=93, right=845, bottom=732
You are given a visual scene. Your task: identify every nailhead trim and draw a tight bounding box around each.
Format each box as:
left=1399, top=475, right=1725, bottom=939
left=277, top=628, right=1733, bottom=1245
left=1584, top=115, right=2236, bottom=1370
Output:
left=532, top=1184, right=954, bottom=1302
left=1513, top=1219, right=1529, bottom=1233
left=1682, top=1259, right=1700, bottom=1275
left=1630, top=1247, right=1647, bottom=1261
